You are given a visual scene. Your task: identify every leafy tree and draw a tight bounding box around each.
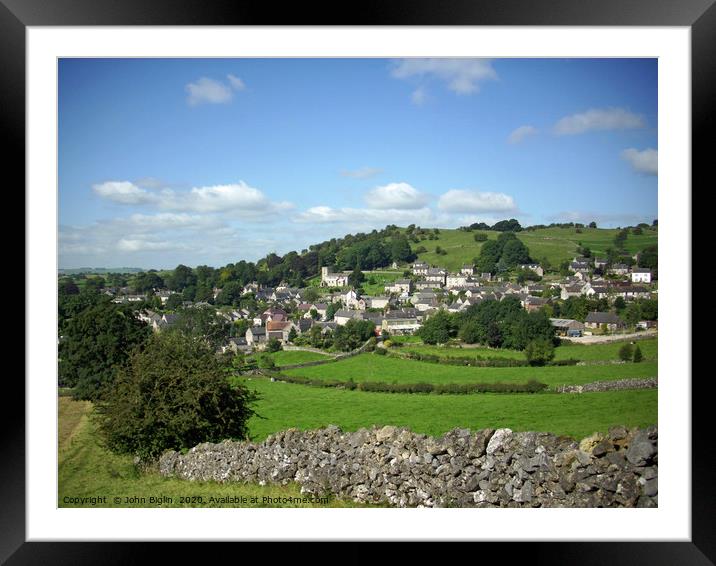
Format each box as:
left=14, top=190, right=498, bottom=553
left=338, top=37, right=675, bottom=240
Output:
left=417, top=311, right=455, bottom=345
left=491, top=219, right=523, bottom=232
left=333, top=319, right=376, bottom=351
left=59, top=300, right=151, bottom=400
left=303, top=287, right=320, bottom=303
left=288, top=327, right=298, bottom=343
left=588, top=221, right=597, bottom=229
left=638, top=245, right=658, bottom=270
left=458, top=320, right=482, bottom=344
left=59, top=278, right=80, bottom=296
left=618, top=343, right=634, bottom=362
left=166, top=305, right=231, bottom=350
left=165, top=293, right=183, bottom=310
left=231, top=319, right=251, bottom=339
left=633, top=345, right=643, bottom=363
left=613, top=229, right=628, bottom=250
left=96, top=332, right=258, bottom=460
left=257, top=353, right=276, bottom=369
left=325, top=301, right=342, bottom=321
left=613, top=297, right=626, bottom=312
left=348, top=263, right=365, bottom=287
left=473, top=233, right=488, bottom=242
left=390, top=236, right=416, bottom=263
left=524, top=338, right=555, bottom=366
left=265, top=337, right=283, bottom=353
left=214, top=281, right=243, bottom=307
left=133, top=272, right=164, bottom=293
left=166, top=264, right=197, bottom=292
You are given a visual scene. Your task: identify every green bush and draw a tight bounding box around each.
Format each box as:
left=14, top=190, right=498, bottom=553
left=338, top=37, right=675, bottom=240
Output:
left=633, top=345, right=643, bottom=363
left=619, top=343, right=634, bottom=362
left=374, top=348, right=387, bottom=356
left=95, top=333, right=258, bottom=460
left=524, top=339, right=556, bottom=367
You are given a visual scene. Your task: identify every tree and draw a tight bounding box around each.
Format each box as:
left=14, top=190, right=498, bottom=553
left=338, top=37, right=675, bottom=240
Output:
left=348, top=263, right=365, bottom=287
left=473, top=233, right=488, bottom=242
left=266, top=337, right=283, bottom=353
left=333, top=319, right=376, bottom=351
left=588, top=221, right=597, bottom=229
left=287, top=327, right=298, bottom=343
left=58, top=278, right=80, bottom=296
left=95, top=332, right=258, bottom=460
left=166, top=264, right=197, bottom=292
left=59, top=299, right=151, bottom=400
left=619, top=343, right=634, bottom=362
left=633, top=345, right=643, bottom=363
left=303, top=287, right=320, bottom=303
left=166, top=305, right=231, bottom=350
left=417, top=311, right=455, bottom=345
left=165, top=293, right=183, bottom=310
left=524, top=338, right=555, bottom=366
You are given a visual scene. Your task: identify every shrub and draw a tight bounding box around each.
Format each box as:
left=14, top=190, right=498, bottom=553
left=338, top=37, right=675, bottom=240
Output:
left=374, top=347, right=387, bottom=355
left=618, top=343, right=634, bottom=362
left=265, top=338, right=283, bottom=353
left=633, top=345, right=643, bottom=363
left=524, top=339, right=556, bottom=366
left=96, top=332, right=258, bottom=460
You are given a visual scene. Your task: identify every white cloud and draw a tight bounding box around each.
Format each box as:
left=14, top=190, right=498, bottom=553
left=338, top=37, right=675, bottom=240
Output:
left=437, top=190, right=517, bottom=214
left=508, top=125, right=538, bottom=144
left=621, top=148, right=658, bottom=176
left=553, top=107, right=646, bottom=135
left=93, top=179, right=294, bottom=217
left=92, top=181, right=156, bottom=205
left=185, top=77, right=233, bottom=106
left=227, top=74, right=246, bottom=91
left=411, top=86, right=429, bottom=106
left=391, top=58, right=497, bottom=95
left=116, top=238, right=186, bottom=252
left=295, top=206, right=435, bottom=226
left=365, top=182, right=429, bottom=210
left=340, top=166, right=383, bottom=179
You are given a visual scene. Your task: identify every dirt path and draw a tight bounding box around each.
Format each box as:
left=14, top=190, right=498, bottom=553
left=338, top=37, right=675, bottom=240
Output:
left=563, top=330, right=657, bottom=344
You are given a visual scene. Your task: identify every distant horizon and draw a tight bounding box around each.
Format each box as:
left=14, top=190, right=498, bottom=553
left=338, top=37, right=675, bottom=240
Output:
left=59, top=58, right=657, bottom=270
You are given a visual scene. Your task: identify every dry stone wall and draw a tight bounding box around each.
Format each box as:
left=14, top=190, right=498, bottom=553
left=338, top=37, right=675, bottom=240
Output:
left=159, top=424, right=657, bottom=508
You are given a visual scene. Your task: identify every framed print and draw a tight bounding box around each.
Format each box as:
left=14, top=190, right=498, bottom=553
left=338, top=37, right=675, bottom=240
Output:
left=7, top=0, right=711, bottom=563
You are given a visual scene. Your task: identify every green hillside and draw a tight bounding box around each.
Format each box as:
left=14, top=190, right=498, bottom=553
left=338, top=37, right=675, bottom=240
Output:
left=405, top=226, right=657, bottom=271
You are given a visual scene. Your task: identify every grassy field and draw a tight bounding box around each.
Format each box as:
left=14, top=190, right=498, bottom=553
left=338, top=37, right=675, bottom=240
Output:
left=281, top=353, right=657, bottom=387
left=263, top=350, right=332, bottom=366
left=394, top=337, right=658, bottom=363
left=58, top=397, right=370, bottom=508
left=555, top=339, right=657, bottom=361
left=244, top=377, right=657, bottom=442
left=405, top=226, right=658, bottom=271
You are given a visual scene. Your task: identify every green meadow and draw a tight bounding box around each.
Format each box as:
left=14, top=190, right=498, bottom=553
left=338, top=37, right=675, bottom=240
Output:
left=264, top=350, right=332, bottom=366
left=243, top=377, right=657, bottom=442
left=281, top=352, right=657, bottom=387
left=406, top=226, right=658, bottom=270
left=395, top=337, right=658, bottom=363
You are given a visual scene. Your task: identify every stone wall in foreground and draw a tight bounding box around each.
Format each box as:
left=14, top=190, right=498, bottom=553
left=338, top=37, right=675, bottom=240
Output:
left=158, top=425, right=657, bottom=508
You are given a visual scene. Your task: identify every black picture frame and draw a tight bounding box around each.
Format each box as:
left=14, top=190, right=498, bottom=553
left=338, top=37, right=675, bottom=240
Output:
left=7, top=0, right=708, bottom=563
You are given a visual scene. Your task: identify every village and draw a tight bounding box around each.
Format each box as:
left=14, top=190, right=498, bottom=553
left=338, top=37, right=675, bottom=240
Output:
left=111, top=252, right=658, bottom=355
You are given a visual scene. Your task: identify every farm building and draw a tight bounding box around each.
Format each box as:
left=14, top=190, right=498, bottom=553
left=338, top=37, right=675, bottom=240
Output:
left=550, top=318, right=585, bottom=337
left=584, top=312, right=625, bottom=331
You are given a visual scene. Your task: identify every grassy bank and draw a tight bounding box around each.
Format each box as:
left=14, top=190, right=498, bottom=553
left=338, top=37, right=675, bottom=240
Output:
left=58, top=397, right=369, bottom=508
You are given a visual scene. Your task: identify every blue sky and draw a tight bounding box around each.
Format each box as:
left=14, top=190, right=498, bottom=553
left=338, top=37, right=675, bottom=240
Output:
left=58, top=58, right=658, bottom=269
